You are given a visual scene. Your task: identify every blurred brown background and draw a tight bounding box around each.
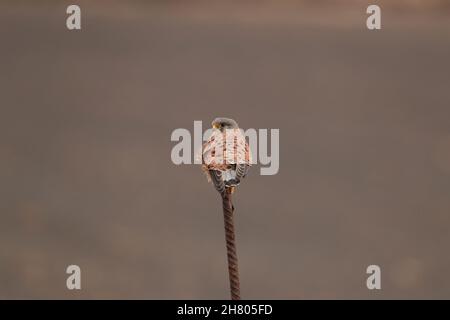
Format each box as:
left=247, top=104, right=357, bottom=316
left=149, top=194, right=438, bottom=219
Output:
left=1, top=0, right=450, bottom=299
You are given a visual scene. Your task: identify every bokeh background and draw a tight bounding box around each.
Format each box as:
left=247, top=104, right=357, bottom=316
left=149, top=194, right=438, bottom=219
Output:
left=1, top=0, right=450, bottom=299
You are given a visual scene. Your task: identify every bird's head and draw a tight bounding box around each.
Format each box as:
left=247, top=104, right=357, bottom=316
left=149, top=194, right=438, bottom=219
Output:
left=212, top=118, right=239, bottom=132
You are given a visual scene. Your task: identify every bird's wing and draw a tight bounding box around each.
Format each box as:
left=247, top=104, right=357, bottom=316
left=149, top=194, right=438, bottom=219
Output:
left=236, top=130, right=251, bottom=179
left=236, top=163, right=249, bottom=180
left=202, top=131, right=229, bottom=170
left=209, top=169, right=226, bottom=194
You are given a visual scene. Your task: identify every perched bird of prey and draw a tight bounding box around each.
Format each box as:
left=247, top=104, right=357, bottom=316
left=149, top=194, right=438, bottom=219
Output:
left=201, top=118, right=251, bottom=194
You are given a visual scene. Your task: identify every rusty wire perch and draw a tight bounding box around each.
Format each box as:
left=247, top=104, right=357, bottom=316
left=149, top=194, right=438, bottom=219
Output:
left=200, top=117, right=249, bottom=299
left=221, top=187, right=240, bottom=300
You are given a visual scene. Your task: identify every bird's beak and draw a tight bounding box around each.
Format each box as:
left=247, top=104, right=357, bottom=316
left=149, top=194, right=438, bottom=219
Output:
left=212, top=123, right=220, bottom=129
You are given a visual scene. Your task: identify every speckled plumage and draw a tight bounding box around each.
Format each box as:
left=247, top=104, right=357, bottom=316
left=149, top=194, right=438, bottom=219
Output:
left=200, top=118, right=251, bottom=193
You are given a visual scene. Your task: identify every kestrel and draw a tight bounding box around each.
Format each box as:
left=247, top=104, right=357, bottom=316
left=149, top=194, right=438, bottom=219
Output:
left=201, top=118, right=251, bottom=194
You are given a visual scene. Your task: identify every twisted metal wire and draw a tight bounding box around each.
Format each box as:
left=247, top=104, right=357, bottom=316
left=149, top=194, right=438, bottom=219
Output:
left=221, top=189, right=241, bottom=300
